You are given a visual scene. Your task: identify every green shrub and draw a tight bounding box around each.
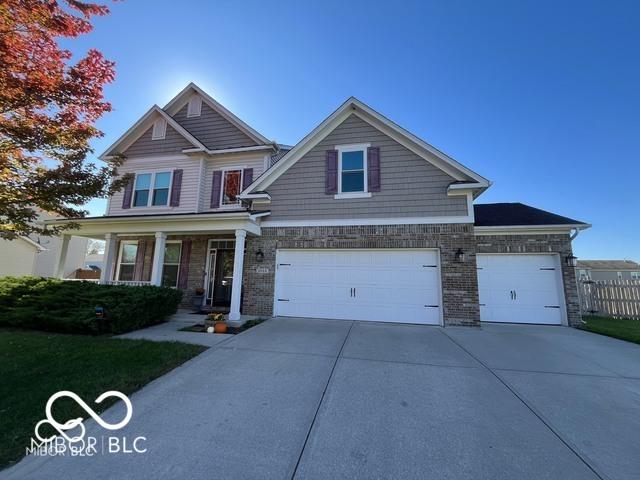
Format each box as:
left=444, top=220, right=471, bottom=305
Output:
left=0, top=277, right=182, bottom=335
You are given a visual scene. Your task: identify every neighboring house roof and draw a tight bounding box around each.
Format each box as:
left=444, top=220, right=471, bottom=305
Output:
left=241, top=97, right=491, bottom=197
left=474, top=203, right=589, bottom=227
left=163, top=82, right=272, bottom=146
left=99, top=105, right=208, bottom=159
left=576, top=260, right=640, bottom=271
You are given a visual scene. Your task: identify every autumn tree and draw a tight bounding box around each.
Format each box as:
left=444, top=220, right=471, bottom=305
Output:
left=0, top=0, right=125, bottom=239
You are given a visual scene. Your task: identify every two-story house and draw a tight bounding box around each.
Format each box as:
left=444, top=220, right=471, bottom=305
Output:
left=51, top=83, right=590, bottom=327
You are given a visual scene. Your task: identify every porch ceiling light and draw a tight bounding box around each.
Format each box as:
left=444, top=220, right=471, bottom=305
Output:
left=565, top=254, right=578, bottom=267
left=255, top=249, right=265, bottom=263
left=455, top=248, right=466, bottom=263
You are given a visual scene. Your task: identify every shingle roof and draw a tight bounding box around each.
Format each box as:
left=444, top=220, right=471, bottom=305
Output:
left=576, top=260, right=640, bottom=271
left=473, top=203, right=587, bottom=227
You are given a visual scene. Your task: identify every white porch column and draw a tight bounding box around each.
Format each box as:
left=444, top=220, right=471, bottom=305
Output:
left=150, top=232, right=167, bottom=286
left=55, top=234, right=70, bottom=279
left=100, top=233, right=117, bottom=284
left=228, top=229, right=247, bottom=324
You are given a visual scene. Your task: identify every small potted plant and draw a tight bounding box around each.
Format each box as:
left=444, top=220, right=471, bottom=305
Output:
left=206, top=313, right=227, bottom=333
left=192, top=287, right=205, bottom=312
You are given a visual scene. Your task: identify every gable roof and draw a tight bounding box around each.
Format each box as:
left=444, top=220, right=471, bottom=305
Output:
left=576, top=260, right=640, bottom=271
left=474, top=203, right=589, bottom=227
left=163, top=83, right=272, bottom=146
left=241, top=97, right=491, bottom=196
left=99, top=105, right=208, bottom=160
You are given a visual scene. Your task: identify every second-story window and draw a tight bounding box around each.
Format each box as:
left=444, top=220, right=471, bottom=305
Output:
left=133, top=172, right=172, bottom=207
left=152, top=172, right=171, bottom=206
left=222, top=170, right=242, bottom=205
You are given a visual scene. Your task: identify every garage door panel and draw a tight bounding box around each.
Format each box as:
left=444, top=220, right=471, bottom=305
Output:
left=477, top=254, right=564, bottom=325
left=275, top=249, right=441, bottom=325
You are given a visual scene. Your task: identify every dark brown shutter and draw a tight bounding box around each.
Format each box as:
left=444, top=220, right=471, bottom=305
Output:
left=242, top=168, right=253, bottom=190
left=177, top=240, right=191, bottom=289
left=325, top=150, right=338, bottom=194
left=210, top=171, right=222, bottom=208
left=169, top=169, right=183, bottom=207
left=122, top=177, right=134, bottom=209
left=367, top=147, right=381, bottom=192
left=133, top=240, right=146, bottom=281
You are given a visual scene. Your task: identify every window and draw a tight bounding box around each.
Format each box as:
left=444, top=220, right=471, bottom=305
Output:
left=222, top=170, right=242, bottom=205
left=631, top=272, right=640, bottom=280
left=187, top=95, right=202, bottom=117
left=132, top=172, right=172, bottom=207
left=151, top=118, right=167, bottom=140
left=116, top=242, right=138, bottom=281
left=152, top=172, right=171, bottom=206
left=162, top=242, right=182, bottom=287
left=336, top=144, right=370, bottom=198
left=133, top=174, right=151, bottom=207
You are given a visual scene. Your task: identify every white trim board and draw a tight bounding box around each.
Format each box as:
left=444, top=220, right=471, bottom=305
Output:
left=241, top=97, right=491, bottom=196
left=260, top=216, right=474, bottom=227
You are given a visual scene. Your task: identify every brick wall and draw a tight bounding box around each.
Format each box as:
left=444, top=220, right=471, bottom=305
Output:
left=475, top=233, right=582, bottom=326
left=242, top=224, right=480, bottom=326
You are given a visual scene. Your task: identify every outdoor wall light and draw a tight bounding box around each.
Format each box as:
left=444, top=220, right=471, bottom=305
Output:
left=565, top=254, right=578, bottom=267
left=455, top=248, right=466, bottom=263
left=255, top=249, right=265, bottom=263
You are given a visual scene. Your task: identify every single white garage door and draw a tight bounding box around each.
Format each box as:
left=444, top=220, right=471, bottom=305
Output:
left=477, top=254, right=565, bottom=325
left=274, top=249, right=441, bottom=325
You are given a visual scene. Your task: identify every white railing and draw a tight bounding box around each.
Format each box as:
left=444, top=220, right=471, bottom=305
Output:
left=105, top=280, right=153, bottom=287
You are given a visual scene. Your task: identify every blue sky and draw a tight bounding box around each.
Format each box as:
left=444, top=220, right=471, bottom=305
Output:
left=69, top=0, right=638, bottom=260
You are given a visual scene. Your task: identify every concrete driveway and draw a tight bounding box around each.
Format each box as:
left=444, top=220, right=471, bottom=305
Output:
left=4, top=318, right=640, bottom=480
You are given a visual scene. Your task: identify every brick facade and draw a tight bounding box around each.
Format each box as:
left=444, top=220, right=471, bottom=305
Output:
left=475, top=233, right=582, bottom=327
left=242, top=224, right=481, bottom=326
left=115, top=228, right=581, bottom=328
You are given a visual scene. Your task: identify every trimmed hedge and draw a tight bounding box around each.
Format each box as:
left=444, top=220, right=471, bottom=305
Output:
left=0, top=277, right=182, bottom=335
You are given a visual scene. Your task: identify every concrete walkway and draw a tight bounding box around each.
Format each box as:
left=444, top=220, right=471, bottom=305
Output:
left=116, top=311, right=232, bottom=347
left=4, top=318, right=640, bottom=480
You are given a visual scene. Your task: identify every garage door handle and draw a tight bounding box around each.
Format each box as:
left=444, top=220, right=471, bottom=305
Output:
left=424, top=305, right=439, bottom=308
left=544, top=305, right=560, bottom=309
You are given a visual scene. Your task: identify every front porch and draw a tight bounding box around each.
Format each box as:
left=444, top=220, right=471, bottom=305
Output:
left=51, top=212, right=262, bottom=324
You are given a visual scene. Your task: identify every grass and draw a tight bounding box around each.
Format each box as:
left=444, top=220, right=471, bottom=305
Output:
left=581, top=316, right=640, bottom=344
left=0, top=329, right=206, bottom=469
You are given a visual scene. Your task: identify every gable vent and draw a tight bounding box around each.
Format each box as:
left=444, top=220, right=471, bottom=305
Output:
left=187, top=95, right=202, bottom=117
left=151, top=118, right=167, bottom=140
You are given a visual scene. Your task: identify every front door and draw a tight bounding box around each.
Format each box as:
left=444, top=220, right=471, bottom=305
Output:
left=211, top=250, right=234, bottom=306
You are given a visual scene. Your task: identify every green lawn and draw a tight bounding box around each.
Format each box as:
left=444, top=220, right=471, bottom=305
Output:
left=581, top=316, right=640, bottom=345
left=0, top=330, right=206, bottom=469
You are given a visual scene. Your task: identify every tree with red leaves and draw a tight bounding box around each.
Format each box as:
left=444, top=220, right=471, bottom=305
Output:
left=0, top=0, right=124, bottom=238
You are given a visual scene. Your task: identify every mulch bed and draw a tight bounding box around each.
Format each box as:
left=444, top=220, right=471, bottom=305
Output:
left=179, top=318, right=266, bottom=335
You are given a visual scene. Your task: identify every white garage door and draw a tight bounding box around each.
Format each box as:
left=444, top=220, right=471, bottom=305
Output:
left=477, top=254, right=565, bottom=325
left=274, top=249, right=441, bottom=325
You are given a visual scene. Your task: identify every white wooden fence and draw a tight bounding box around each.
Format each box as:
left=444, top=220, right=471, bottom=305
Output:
left=578, top=280, right=640, bottom=319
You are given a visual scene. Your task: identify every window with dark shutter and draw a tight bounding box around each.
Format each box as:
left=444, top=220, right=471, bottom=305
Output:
left=210, top=171, right=222, bottom=208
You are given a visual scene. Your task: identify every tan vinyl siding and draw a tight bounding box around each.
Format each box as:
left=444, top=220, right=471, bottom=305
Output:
left=173, top=102, right=258, bottom=150
left=108, top=155, right=201, bottom=216
left=123, top=125, right=193, bottom=157
left=200, top=154, right=267, bottom=211
left=266, top=114, right=468, bottom=220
